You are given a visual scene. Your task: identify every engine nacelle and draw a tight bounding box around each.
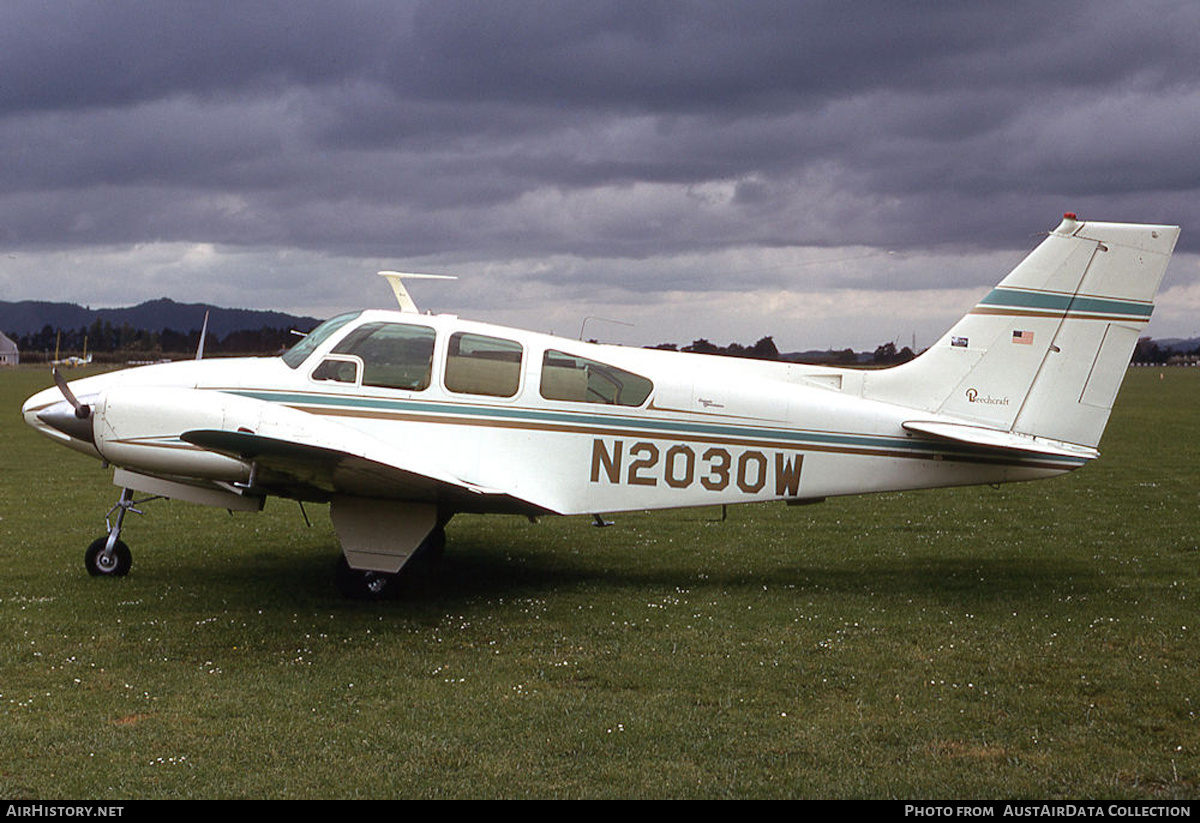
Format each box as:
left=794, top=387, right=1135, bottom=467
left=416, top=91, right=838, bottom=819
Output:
left=93, top=387, right=261, bottom=482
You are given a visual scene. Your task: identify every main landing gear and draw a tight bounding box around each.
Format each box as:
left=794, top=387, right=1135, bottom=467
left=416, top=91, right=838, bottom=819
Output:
left=334, top=524, right=447, bottom=600
left=84, top=488, right=159, bottom=577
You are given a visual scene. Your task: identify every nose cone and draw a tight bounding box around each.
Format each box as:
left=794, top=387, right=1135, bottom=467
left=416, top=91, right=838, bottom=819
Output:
left=22, top=384, right=64, bottom=430
left=35, top=400, right=95, bottom=443
left=22, top=381, right=99, bottom=452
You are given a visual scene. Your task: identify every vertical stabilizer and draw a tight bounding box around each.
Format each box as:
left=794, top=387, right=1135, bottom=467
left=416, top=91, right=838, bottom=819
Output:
left=863, top=215, right=1179, bottom=448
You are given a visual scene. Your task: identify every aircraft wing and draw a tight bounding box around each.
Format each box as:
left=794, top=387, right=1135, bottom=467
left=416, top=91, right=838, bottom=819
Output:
left=70, top=384, right=556, bottom=515
left=181, top=427, right=558, bottom=515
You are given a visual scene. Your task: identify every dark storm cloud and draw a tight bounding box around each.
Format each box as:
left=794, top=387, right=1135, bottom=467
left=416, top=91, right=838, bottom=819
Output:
left=0, top=2, right=394, bottom=113
left=2, top=0, right=1198, bottom=272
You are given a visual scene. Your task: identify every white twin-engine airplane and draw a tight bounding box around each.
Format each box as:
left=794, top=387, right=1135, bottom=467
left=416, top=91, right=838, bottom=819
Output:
left=22, top=215, right=1179, bottom=598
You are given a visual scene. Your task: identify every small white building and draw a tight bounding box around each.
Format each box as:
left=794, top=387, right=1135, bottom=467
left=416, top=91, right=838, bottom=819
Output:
left=0, top=332, right=18, bottom=366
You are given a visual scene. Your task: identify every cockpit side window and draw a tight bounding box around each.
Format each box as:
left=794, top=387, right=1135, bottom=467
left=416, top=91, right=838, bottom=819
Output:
left=540, top=350, right=653, bottom=406
left=281, top=311, right=362, bottom=369
left=330, top=322, right=436, bottom=391
left=311, top=356, right=360, bottom=384
left=445, top=332, right=523, bottom=397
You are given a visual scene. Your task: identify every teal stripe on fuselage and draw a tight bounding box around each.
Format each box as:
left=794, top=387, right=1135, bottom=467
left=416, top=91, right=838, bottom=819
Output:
left=225, top=388, right=1089, bottom=469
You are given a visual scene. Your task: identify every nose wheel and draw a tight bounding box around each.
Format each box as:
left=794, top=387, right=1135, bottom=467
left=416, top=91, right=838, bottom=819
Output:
left=84, top=488, right=159, bottom=577
left=85, top=536, right=132, bottom=577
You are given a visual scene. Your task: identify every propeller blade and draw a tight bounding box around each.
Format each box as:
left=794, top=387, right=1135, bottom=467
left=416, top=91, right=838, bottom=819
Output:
left=53, top=368, right=90, bottom=419
left=40, top=370, right=95, bottom=442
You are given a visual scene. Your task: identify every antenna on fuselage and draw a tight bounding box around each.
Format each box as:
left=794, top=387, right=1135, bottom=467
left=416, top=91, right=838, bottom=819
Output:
left=195, top=311, right=209, bottom=360
left=578, top=315, right=634, bottom=341
left=377, top=271, right=458, bottom=313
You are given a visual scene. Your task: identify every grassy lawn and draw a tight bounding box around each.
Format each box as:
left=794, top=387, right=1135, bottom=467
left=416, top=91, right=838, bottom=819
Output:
left=1, top=365, right=1197, bottom=799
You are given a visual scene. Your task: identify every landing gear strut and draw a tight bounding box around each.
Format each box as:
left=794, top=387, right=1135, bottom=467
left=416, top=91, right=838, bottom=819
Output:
left=84, top=488, right=159, bottom=577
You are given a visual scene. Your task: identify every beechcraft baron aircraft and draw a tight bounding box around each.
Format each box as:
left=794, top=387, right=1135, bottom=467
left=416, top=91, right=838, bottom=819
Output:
left=22, top=215, right=1179, bottom=598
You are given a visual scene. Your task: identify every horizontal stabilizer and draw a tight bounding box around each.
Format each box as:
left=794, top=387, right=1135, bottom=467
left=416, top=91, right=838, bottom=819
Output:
left=902, top=420, right=1099, bottom=462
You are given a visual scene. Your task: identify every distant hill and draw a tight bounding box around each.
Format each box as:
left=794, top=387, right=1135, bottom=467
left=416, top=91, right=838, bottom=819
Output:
left=1154, top=337, right=1200, bottom=352
left=0, top=298, right=320, bottom=338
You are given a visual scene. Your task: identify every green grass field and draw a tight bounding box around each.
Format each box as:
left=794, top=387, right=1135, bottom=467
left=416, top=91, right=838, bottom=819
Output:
left=1, top=365, right=1197, bottom=799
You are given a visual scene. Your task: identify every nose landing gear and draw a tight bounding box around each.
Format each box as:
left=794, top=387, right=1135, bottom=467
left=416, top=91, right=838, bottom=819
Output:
left=84, top=488, right=160, bottom=577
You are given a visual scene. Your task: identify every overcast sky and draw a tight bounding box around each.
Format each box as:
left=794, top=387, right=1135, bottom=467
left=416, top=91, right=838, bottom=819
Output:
left=1, top=0, right=1198, bottom=351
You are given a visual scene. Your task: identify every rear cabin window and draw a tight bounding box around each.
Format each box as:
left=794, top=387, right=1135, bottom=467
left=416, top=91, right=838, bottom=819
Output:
left=328, top=322, right=436, bottom=391
left=445, top=332, right=523, bottom=397
left=540, top=350, right=653, bottom=406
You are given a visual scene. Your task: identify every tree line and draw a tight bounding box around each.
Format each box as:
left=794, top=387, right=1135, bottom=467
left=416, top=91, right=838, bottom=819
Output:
left=659, top=336, right=1197, bottom=366
left=17, top=321, right=924, bottom=365
left=651, top=336, right=917, bottom=365
left=19, top=322, right=1182, bottom=367
left=10, top=320, right=300, bottom=362
left=1132, top=336, right=1200, bottom=365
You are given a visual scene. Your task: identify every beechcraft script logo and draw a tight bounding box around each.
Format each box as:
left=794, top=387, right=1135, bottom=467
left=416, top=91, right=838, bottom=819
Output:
left=965, top=388, right=1010, bottom=406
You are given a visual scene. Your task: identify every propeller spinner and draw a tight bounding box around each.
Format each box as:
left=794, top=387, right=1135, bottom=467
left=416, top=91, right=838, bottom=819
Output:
left=36, top=369, right=96, bottom=443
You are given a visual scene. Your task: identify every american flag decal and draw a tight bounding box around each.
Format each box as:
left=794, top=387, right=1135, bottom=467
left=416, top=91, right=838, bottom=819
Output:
left=1012, top=330, right=1034, bottom=345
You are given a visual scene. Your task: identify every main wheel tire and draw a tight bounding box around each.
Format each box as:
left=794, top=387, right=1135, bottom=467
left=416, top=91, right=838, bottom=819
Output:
left=85, top=537, right=132, bottom=577
left=334, top=556, right=396, bottom=600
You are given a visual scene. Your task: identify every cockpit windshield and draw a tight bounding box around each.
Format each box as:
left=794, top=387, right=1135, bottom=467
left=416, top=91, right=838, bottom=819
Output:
left=281, top=311, right=362, bottom=369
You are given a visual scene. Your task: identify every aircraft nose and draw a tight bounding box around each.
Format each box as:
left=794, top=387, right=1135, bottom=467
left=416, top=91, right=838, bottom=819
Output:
left=21, top=386, right=61, bottom=430
left=36, top=399, right=96, bottom=444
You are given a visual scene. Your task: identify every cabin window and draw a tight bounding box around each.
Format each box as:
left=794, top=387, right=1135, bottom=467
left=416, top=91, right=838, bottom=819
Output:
left=445, top=332, right=523, bottom=397
left=540, top=350, right=653, bottom=406
left=282, top=311, right=362, bottom=368
left=330, top=322, right=436, bottom=391
left=311, top=356, right=360, bottom=384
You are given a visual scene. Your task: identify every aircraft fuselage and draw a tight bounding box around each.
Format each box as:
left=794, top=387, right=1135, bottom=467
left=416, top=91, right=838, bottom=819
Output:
left=22, top=311, right=1077, bottom=520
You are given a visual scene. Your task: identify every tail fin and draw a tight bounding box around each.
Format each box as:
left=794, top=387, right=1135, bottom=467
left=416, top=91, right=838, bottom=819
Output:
left=863, top=214, right=1179, bottom=449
